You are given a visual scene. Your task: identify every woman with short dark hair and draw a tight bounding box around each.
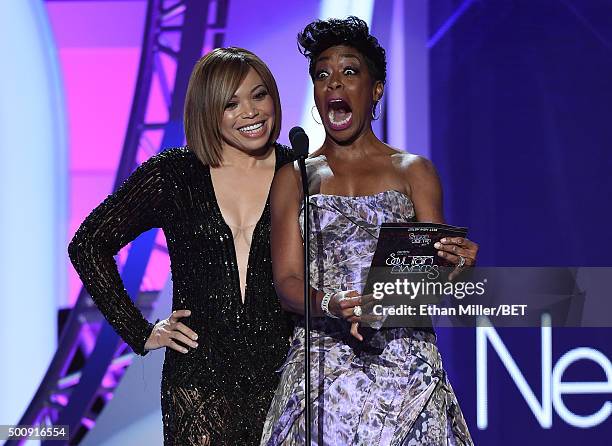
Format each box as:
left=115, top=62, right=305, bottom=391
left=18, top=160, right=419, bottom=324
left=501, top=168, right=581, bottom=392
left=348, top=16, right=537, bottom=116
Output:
left=261, top=17, right=477, bottom=445
left=69, top=47, right=293, bottom=445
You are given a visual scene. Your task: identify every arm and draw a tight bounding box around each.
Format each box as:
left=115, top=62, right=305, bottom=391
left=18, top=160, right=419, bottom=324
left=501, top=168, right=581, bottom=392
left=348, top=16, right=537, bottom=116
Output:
left=405, top=155, right=445, bottom=224
left=404, top=155, right=479, bottom=271
left=270, top=162, right=362, bottom=322
left=68, top=154, right=167, bottom=355
left=269, top=162, right=322, bottom=315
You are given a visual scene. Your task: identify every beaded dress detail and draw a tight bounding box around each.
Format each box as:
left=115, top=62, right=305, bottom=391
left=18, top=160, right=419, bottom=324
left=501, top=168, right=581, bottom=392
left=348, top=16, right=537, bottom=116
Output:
left=69, top=144, right=294, bottom=445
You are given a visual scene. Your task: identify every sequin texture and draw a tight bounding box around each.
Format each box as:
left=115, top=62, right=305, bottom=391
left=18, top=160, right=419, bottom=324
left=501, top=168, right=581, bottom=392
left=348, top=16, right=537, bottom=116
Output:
left=68, top=144, right=295, bottom=445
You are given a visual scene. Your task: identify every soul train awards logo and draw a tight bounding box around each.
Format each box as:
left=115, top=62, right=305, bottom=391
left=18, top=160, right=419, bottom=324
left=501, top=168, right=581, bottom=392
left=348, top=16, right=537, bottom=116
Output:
left=385, top=251, right=440, bottom=279
left=408, top=233, right=431, bottom=246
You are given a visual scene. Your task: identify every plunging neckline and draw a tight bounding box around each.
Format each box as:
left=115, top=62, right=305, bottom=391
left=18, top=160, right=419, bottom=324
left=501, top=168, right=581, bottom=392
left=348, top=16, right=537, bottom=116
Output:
left=205, top=146, right=279, bottom=306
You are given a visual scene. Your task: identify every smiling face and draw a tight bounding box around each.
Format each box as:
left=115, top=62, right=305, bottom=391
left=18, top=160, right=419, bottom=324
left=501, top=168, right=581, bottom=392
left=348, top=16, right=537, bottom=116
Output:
left=313, top=45, right=383, bottom=143
left=220, top=67, right=275, bottom=155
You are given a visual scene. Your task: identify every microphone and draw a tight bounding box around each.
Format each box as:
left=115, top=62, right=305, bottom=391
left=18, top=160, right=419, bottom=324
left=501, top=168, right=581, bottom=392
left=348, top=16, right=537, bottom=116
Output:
left=288, top=125, right=310, bottom=199
left=289, top=126, right=309, bottom=158
left=288, top=125, right=312, bottom=445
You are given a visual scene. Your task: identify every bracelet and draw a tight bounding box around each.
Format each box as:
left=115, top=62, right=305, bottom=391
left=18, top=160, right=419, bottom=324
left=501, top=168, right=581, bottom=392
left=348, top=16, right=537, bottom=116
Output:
left=321, top=292, right=340, bottom=318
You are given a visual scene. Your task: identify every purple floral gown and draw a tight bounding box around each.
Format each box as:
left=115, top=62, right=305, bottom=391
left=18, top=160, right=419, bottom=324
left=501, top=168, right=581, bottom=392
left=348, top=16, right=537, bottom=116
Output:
left=260, top=190, right=473, bottom=446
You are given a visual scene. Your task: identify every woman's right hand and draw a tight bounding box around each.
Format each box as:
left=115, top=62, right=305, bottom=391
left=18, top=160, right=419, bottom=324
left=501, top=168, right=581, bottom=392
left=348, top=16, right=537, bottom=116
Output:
left=328, top=290, right=377, bottom=342
left=328, top=290, right=362, bottom=320
left=144, top=309, right=199, bottom=353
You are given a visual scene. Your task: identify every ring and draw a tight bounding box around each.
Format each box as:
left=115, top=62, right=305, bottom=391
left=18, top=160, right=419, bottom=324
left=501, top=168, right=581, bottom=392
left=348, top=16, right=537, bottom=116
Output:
left=352, top=305, right=363, bottom=317
left=458, top=256, right=466, bottom=268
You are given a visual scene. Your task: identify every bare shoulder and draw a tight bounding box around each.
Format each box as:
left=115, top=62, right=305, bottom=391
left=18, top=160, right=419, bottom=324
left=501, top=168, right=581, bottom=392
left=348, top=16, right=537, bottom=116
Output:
left=309, top=146, right=325, bottom=158
left=272, top=161, right=303, bottom=204
left=391, top=151, right=439, bottom=181
left=390, top=150, right=434, bottom=170
left=275, top=159, right=307, bottom=192
left=276, top=160, right=301, bottom=181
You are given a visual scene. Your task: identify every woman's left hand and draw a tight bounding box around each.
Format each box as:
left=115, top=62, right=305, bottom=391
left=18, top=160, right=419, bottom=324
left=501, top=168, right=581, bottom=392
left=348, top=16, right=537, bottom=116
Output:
left=434, top=237, right=479, bottom=280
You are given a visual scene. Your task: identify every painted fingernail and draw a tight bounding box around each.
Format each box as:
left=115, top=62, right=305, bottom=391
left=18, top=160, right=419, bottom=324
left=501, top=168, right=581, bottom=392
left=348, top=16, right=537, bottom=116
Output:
left=193, top=334, right=198, bottom=340
left=434, top=242, right=441, bottom=249
left=438, top=251, right=444, bottom=257
left=441, top=238, right=447, bottom=243
left=193, top=343, right=198, bottom=348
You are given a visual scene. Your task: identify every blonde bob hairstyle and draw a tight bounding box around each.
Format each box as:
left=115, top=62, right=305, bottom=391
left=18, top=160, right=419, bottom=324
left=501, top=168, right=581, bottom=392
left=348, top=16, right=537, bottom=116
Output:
left=184, top=47, right=282, bottom=167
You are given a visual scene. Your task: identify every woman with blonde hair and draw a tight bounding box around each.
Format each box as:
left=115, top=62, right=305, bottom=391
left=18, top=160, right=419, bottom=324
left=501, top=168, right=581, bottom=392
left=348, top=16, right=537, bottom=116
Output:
left=69, top=47, right=293, bottom=445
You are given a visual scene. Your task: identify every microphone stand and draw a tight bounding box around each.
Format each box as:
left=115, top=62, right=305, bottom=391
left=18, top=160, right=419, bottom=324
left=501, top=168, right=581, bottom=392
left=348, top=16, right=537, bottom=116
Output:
left=297, top=155, right=311, bottom=445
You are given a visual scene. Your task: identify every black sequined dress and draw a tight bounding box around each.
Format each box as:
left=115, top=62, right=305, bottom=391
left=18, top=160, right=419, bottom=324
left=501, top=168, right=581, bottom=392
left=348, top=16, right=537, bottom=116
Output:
left=68, top=144, right=294, bottom=445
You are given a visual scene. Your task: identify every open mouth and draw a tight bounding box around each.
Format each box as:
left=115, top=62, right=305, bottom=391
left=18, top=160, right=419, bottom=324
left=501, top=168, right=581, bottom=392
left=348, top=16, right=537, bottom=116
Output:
left=237, top=120, right=266, bottom=137
left=327, top=98, right=353, bottom=130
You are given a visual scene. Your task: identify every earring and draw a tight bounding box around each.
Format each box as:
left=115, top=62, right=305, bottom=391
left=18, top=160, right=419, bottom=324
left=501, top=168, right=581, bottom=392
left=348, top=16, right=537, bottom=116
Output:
left=372, top=101, right=382, bottom=120
left=311, top=105, right=322, bottom=125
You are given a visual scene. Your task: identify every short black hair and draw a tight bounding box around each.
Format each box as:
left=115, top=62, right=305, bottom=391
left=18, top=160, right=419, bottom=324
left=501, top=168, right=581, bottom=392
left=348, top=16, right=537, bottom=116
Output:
left=297, top=16, right=386, bottom=85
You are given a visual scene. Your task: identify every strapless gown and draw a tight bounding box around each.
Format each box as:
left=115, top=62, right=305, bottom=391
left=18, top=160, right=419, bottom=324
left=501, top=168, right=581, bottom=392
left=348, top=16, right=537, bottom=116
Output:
left=260, top=190, right=473, bottom=446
